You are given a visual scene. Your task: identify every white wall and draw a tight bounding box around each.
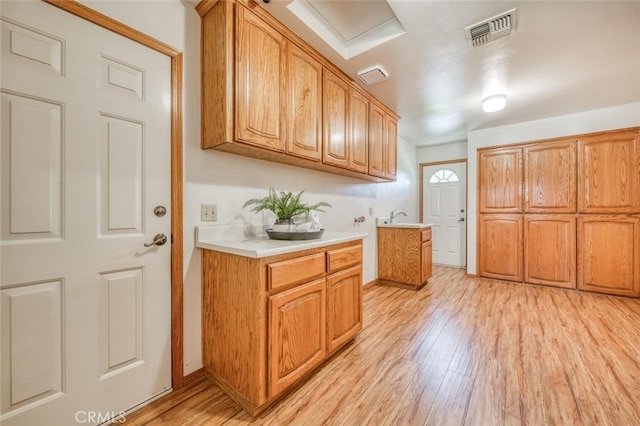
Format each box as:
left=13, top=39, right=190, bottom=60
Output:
left=417, top=140, right=467, bottom=164
left=79, top=0, right=419, bottom=376
left=467, top=101, right=640, bottom=275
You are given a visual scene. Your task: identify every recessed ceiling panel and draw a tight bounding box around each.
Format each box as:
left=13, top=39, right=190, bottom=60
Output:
left=288, top=0, right=405, bottom=59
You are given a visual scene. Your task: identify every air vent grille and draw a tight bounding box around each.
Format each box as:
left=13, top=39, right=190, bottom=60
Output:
left=358, top=66, right=389, bottom=85
left=465, top=9, right=516, bottom=47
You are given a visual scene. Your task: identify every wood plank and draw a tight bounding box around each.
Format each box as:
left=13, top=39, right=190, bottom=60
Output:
left=123, top=266, right=640, bottom=425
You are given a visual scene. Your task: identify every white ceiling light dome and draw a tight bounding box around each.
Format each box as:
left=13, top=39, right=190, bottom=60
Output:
left=482, top=94, right=507, bottom=112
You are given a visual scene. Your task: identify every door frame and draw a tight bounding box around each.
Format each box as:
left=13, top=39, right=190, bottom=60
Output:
left=43, top=0, right=185, bottom=389
left=419, top=159, right=468, bottom=267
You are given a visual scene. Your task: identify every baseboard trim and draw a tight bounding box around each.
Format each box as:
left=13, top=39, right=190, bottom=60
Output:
left=364, top=279, right=378, bottom=289
left=466, top=273, right=478, bottom=278
left=183, top=368, right=205, bottom=387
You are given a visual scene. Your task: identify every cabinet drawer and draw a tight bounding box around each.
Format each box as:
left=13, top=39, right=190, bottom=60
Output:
left=327, top=245, right=362, bottom=274
left=421, top=229, right=432, bottom=242
left=268, top=253, right=326, bottom=291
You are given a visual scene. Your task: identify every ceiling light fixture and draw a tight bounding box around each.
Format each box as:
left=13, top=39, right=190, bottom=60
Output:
left=482, top=94, right=507, bottom=112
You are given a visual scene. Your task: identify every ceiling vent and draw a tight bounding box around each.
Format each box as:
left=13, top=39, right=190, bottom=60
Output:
left=358, top=66, right=389, bottom=85
left=465, top=8, right=516, bottom=47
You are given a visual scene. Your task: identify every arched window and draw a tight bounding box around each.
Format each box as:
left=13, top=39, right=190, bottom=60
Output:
left=429, top=168, right=460, bottom=183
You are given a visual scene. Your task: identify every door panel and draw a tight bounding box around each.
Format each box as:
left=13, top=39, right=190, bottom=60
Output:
left=327, top=266, right=362, bottom=353
left=368, top=103, right=385, bottom=178
left=348, top=87, right=368, bottom=173
left=1, top=3, right=172, bottom=425
left=479, top=147, right=523, bottom=213
left=479, top=214, right=523, bottom=282
left=423, top=162, right=467, bottom=267
left=322, top=69, right=349, bottom=168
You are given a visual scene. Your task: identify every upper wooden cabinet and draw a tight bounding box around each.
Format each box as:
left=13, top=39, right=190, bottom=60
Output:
left=479, top=147, right=523, bottom=213
left=286, top=43, right=322, bottom=161
left=348, top=87, right=368, bottom=173
left=322, top=69, right=349, bottom=168
left=577, top=216, right=640, bottom=297
left=368, top=103, right=386, bottom=178
left=199, top=0, right=399, bottom=182
left=578, top=130, right=640, bottom=213
left=236, top=4, right=286, bottom=151
left=524, top=139, right=576, bottom=213
left=385, top=115, right=398, bottom=180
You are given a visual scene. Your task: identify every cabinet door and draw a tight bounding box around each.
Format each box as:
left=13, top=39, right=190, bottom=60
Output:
left=286, top=43, right=322, bottom=161
left=385, top=115, right=398, bottom=180
left=322, top=70, right=349, bottom=168
left=236, top=5, right=286, bottom=151
left=268, top=279, right=326, bottom=398
left=421, top=241, right=433, bottom=283
left=524, top=139, right=576, bottom=213
left=368, top=103, right=386, bottom=178
left=479, top=148, right=523, bottom=213
left=578, top=130, right=640, bottom=213
left=327, top=266, right=362, bottom=353
left=577, top=216, right=640, bottom=297
left=479, top=214, right=523, bottom=282
left=348, top=87, right=368, bottom=173
left=524, top=215, right=576, bottom=288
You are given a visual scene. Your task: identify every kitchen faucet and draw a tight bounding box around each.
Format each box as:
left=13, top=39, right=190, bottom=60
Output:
left=389, top=209, right=407, bottom=223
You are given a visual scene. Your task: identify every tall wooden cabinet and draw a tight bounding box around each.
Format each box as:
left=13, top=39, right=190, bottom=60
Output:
left=478, top=128, right=640, bottom=297
left=198, top=0, right=399, bottom=182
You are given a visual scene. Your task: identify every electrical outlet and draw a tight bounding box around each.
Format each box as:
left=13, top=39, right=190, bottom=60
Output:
left=201, top=204, right=217, bottom=221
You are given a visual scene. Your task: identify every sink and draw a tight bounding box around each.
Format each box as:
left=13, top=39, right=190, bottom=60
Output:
left=377, top=222, right=432, bottom=229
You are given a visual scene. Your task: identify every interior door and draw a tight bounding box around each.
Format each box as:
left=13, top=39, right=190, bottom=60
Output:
left=422, top=162, right=467, bottom=267
left=1, top=2, right=172, bottom=425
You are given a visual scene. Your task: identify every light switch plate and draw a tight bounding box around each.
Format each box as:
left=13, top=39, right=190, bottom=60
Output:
left=201, top=204, right=217, bottom=221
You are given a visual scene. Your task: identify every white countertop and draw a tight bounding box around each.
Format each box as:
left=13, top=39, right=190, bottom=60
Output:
left=196, top=226, right=367, bottom=258
left=377, top=222, right=433, bottom=229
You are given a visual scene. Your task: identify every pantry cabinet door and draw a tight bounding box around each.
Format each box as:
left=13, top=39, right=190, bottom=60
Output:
left=524, top=215, right=576, bottom=288
left=479, top=214, right=523, bottom=282
left=578, top=130, right=640, bottom=213
left=524, top=139, right=576, bottom=213
left=577, top=216, right=640, bottom=297
left=479, top=147, right=523, bottom=213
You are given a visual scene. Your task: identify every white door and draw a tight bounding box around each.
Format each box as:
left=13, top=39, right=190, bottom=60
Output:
left=422, top=162, right=467, bottom=267
left=1, top=2, right=172, bottom=425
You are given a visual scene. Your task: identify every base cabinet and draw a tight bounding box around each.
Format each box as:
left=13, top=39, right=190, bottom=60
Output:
left=377, top=226, right=432, bottom=290
left=202, top=239, right=363, bottom=416
left=578, top=216, right=640, bottom=297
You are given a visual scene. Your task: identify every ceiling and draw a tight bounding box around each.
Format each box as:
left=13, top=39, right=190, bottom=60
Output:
left=257, top=1, right=640, bottom=146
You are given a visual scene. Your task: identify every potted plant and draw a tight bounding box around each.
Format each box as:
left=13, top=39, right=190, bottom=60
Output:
left=243, top=188, right=331, bottom=232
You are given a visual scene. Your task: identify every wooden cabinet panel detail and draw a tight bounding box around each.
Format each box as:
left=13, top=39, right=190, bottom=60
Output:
left=524, top=140, right=576, bottom=213
left=286, top=44, right=322, bottom=160
left=479, top=148, right=523, bottom=213
left=268, top=252, right=325, bottom=291
left=348, top=88, right=368, bottom=173
left=368, top=103, right=386, bottom=178
left=479, top=214, right=523, bottom=282
left=327, top=266, right=362, bottom=353
left=327, top=244, right=362, bottom=274
left=577, top=216, right=640, bottom=297
left=236, top=5, right=286, bottom=151
left=269, top=279, right=326, bottom=397
left=524, top=215, right=576, bottom=288
left=322, top=70, right=349, bottom=168
left=578, top=130, right=640, bottom=213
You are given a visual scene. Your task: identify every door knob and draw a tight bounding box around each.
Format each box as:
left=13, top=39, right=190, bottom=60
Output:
left=458, top=218, right=465, bottom=222
left=144, top=233, right=168, bottom=247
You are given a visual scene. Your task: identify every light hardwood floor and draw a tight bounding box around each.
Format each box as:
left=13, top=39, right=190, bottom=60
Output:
left=124, top=266, right=640, bottom=425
